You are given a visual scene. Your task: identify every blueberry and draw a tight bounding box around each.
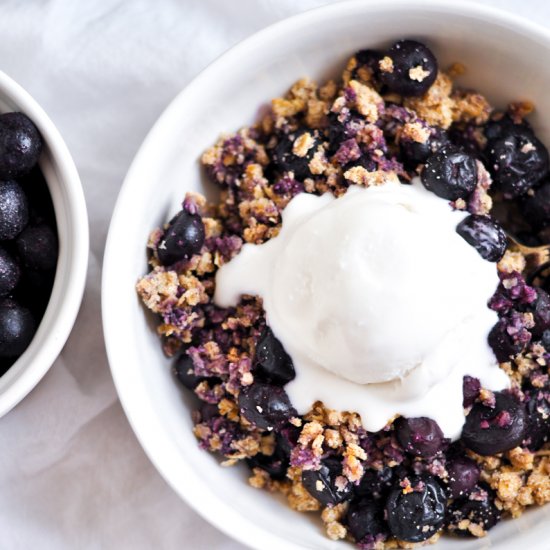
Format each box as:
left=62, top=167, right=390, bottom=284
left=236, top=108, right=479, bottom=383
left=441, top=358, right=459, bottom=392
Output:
left=520, top=179, right=550, bottom=229
left=462, top=391, right=528, bottom=455
left=345, top=498, right=386, bottom=542
left=253, top=326, right=295, bottom=385
left=400, top=127, right=449, bottom=168
left=16, top=224, right=58, bottom=271
left=0, top=113, right=42, bottom=179
left=0, top=298, right=35, bottom=357
left=446, top=484, right=500, bottom=536
left=238, top=382, right=297, bottom=430
left=394, top=417, right=445, bottom=458
left=302, top=456, right=352, bottom=506
left=486, top=130, right=549, bottom=198
left=484, top=115, right=530, bottom=142
left=524, top=389, right=550, bottom=451
left=488, top=319, right=526, bottom=362
left=385, top=475, right=446, bottom=542
left=456, top=214, right=507, bottom=262
left=463, top=376, right=481, bottom=408
left=246, top=435, right=290, bottom=481
left=0, top=357, right=15, bottom=376
left=272, top=128, right=318, bottom=180
left=421, top=145, right=477, bottom=201
left=157, top=210, right=205, bottom=265
left=0, top=246, right=19, bottom=297
left=446, top=456, right=480, bottom=498
left=15, top=267, right=54, bottom=318
left=0, top=180, right=29, bottom=240
left=356, top=467, right=394, bottom=499
left=173, top=353, right=203, bottom=390
left=379, top=40, right=438, bottom=97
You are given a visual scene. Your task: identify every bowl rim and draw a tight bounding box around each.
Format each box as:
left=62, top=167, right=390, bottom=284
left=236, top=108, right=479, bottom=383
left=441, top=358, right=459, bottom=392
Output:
left=0, top=70, right=89, bottom=417
left=102, top=1, right=550, bottom=548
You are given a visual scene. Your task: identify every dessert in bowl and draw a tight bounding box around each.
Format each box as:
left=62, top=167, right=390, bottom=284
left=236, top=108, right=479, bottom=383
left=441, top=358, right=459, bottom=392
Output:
left=103, top=2, right=550, bottom=548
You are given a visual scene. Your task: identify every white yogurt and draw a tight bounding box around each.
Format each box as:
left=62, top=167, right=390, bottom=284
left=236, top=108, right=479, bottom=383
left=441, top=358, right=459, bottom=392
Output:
left=214, top=178, right=509, bottom=438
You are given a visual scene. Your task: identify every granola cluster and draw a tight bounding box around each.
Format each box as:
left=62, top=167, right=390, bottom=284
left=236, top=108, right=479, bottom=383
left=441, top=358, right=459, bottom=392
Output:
left=137, top=43, right=550, bottom=549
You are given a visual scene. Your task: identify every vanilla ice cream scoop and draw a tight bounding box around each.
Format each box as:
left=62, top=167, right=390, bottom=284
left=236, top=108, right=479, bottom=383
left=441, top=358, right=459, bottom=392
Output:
left=214, top=178, right=509, bottom=438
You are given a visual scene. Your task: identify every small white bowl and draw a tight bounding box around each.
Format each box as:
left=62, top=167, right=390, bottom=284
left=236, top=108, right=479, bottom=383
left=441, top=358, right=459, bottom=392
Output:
left=103, top=1, right=550, bottom=548
left=0, top=72, right=88, bottom=417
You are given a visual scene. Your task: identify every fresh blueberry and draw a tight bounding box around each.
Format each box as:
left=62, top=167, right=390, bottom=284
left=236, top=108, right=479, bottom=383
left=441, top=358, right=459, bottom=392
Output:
left=520, top=180, right=550, bottom=229
left=463, top=376, right=481, bottom=408
left=253, top=326, right=295, bottom=386
left=0, top=246, right=20, bottom=297
left=0, top=298, right=35, bottom=357
left=385, top=475, right=446, bottom=542
left=462, top=391, right=528, bottom=455
left=446, top=456, right=480, bottom=498
left=238, top=382, right=297, bottom=430
left=394, top=417, right=445, bottom=458
left=0, top=357, right=15, bottom=376
left=446, top=484, right=500, bottom=536
left=302, top=456, right=353, bottom=506
left=379, top=40, right=438, bottom=97
left=486, top=129, right=549, bottom=198
left=524, top=389, right=550, bottom=451
left=15, top=267, right=54, bottom=318
left=272, top=128, right=318, bottom=180
left=0, top=180, right=29, bottom=240
left=345, top=498, right=386, bottom=542
left=16, top=224, right=58, bottom=271
left=489, top=319, right=526, bottom=362
left=456, top=214, right=507, bottom=262
left=157, top=210, right=205, bottom=265
left=246, top=435, right=290, bottom=481
left=356, top=467, right=394, bottom=499
left=421, top=145, right=477, bottom=201
left=0, top=112, right=42, bottom=179
left=400, top=127, right=449, bottom=168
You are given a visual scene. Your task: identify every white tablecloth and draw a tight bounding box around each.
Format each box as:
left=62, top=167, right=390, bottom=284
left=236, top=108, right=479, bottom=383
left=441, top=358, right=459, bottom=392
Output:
left=0, top=1, right=549, bottom=548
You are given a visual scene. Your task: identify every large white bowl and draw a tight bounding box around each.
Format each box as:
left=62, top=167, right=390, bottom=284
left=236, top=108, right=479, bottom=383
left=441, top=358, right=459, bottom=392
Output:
left=0, top=72, right=88, bottom=417
left=102, top=1, right=550, bottom=548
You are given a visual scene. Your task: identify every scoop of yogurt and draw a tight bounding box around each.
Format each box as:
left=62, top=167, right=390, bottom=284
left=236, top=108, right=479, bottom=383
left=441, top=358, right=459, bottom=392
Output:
left=214, top=177, right=509, bottom=438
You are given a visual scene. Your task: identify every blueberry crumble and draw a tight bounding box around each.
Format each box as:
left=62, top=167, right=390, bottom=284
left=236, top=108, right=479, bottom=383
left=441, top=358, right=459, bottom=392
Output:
left=0, top=112, right=58, bottom=376
left=137, top=40, right=550, bottom=548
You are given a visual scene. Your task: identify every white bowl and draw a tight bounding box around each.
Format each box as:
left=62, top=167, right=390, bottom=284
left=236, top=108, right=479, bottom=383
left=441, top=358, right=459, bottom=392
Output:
left=102, top=1, right=550, bottom=548
left=0, top=72, right=88, bottom=417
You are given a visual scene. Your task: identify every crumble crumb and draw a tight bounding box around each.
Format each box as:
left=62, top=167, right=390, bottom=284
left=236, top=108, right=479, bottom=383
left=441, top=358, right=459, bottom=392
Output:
left=409, top=65, right=431, bottom=82
left=379, top=56, right=394, bottom=73
left=293, top=132, right=316, bottom=157
left=348, top=80, right=383, bottom=123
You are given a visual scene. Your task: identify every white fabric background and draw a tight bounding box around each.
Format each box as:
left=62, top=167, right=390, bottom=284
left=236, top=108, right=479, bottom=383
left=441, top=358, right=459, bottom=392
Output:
left=0, top=1, right=548, bottom=548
